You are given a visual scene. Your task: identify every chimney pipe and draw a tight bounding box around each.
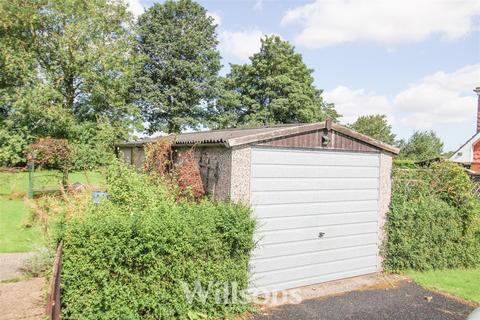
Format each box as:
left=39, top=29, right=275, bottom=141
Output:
left=475, top=87, right=480, bottom=133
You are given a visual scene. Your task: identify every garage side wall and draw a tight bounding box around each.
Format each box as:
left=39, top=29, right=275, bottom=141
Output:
left=175, top=146, right=232, bottom=200
left=117, top=146, right=145, bottom=170
left=118, top=147, right=132, bottom=165
left=378, top=152, right=393, bottom=270
left=230, top=146, right=251, bottom=204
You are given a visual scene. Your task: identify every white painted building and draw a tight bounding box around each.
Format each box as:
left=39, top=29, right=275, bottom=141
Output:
left=450, top=132, right=480, bottom=165
left=450, top=87, right=480, bottom=172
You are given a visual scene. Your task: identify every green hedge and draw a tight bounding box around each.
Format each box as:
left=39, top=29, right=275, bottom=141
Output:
left=393, top=159, right=417, bottom=169
left=61, top=164, right=255, bottom=319
left=384, top=161, right=480, bottom=271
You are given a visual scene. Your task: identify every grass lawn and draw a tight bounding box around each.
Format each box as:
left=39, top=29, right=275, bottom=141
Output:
left=0, top=199, right=40, bottom=253
left=0, top=169, right=105, bottom=253
left=407, top=268, right=480, bottom=304
left=0, top=170, right=106, bottom=196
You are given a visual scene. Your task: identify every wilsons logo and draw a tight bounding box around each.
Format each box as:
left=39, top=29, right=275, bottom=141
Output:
left=180, top=281, right=303, bottom=306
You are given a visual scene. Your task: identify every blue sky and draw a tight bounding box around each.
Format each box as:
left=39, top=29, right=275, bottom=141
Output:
left=130, top=0, right=480, bottom=151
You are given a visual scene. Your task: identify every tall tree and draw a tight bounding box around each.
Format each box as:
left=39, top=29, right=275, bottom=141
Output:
left=33, top=0, right=139, bottom=130
left=0, top=0, right=41, bottom=121
left=398, top=131, right=444, bottom=161
left=209, top=35, right=338, bottom=129
left=349, top=114, right=396, bottom=145
left=0, top=0, right=140, bottom=166
left=135, top=0, right=221, bottom=134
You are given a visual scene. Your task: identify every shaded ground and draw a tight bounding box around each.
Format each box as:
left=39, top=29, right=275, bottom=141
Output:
left=255, top=281, right=475, bottom=320
left=0, top=277, right=46, bottom=320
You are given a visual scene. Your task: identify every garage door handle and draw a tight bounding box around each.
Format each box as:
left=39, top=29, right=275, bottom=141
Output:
left=318, top=232, right=325, bottom=238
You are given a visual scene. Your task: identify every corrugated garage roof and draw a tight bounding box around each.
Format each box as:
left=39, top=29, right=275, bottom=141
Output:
left=173, top=124, right=298, bottom=145
left=116, top=121, right=399, bottom=154
left=117, top=124, right=299, bottom=146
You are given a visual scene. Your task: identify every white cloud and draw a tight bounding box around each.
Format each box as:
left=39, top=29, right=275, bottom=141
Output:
left=219, top=29, right=264, bottom=61
left=126, top=0, right=144, bottom=17
left=395, top=64, right=480, bottom=128
left=323, top=86, right=394, bottom=125
left=282, top=0, right=480, bottom=48
left=324, top=64, right=480, bottom=131
left=253, top=0, right=263, bottom=12
left=207, top=11, right=222, bottom=26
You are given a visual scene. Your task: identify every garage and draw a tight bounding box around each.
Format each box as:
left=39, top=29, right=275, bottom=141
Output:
left=249, top=147, right=381, bottom=292
left=116, top=120, right=399, bottom=293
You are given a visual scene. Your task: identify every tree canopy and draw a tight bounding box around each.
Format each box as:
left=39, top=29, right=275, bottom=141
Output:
left=0, top=0, right=451, bottom=167
left=0, top=0, right=139, bottom=166
left=209, top=35, right=338, bottom=129
left=349, top=114, right=396, bottom=145
left=398, top=130, right=444, bottom=161
left=135, top=0, right=221, bottom=134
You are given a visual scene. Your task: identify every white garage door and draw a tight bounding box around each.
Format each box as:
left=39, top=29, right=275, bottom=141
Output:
left=249, top=147, right=381, bottom=293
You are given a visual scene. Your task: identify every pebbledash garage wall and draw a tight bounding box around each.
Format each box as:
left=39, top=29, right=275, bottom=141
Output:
left=116, top=120, right=399, bottom=293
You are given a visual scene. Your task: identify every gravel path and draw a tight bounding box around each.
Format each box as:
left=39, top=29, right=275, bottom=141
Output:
left=0, top=252, right=34, bottom=281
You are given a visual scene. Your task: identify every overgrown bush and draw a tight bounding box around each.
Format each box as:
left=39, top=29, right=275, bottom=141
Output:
left=384, top=161, right=480, bottom=271
left=173, top=149, right=205, bottom=200
left=60, top=163, right=255, bottom=319
left=144, top=139, right=173, bottom=175
left=27, top=138, right=73, bottom=187
left=393, top=159, right=417, bottom=169
left=144, top=140, right=205, bottom=201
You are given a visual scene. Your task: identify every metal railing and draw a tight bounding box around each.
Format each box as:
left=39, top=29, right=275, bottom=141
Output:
left=46, top=241, right=63, bottom=320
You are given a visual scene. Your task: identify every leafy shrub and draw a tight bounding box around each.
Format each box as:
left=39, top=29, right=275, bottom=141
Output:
left=27, top=138, right=73, bottom=187
left=60, top=163, right=255, bottom=319
left=393, top=159, right=417, bottom=169
left=384, top=161, right=480, bottom=271
left=144, top=139, right=173, bottom=175
left=0, top=127, right=30, bottom=166
left=69, top=120, right=119, bottom=171
left=0, top=116, right=120, bottom=170
left=173, top=149, right=205, bottom=200
left=27, top=138, right=73, bottom=169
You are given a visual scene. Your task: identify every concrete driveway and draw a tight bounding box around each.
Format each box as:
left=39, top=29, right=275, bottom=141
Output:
left=254, top=281, right=475, bottom=320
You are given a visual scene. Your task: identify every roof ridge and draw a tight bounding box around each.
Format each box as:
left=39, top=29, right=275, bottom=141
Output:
left=174, top=123, right=301, bottom=136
